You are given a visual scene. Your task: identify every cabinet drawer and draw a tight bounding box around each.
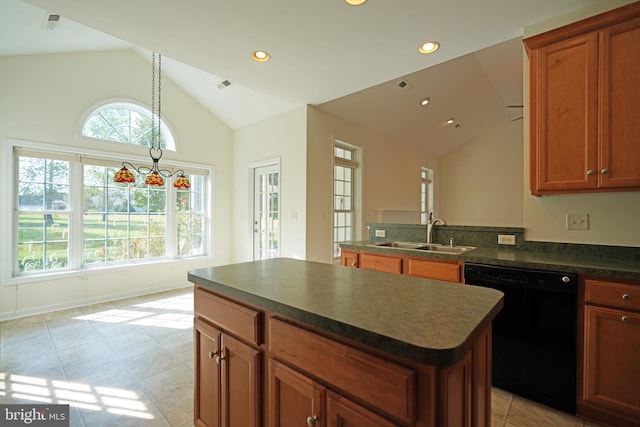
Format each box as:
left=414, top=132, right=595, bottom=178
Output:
left=407, top=258, right=462, bottom=283
left=194, top=287, right=262, bottom=346
left=584, top=279, right=640, bottom=311
left=268, top=317, right=416, bottom=424
left=359, top=253, right=402, bottom=274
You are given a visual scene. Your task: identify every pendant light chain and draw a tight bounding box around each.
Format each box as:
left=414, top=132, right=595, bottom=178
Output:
left=157, top=54, right=162, bottom=149
left=151, top=52, right=157, bottom=150
left=113, top=51, right=190, bottom=189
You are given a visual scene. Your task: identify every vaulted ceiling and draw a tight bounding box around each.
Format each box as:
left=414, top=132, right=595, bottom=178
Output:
left=1, top=0, right=624, bottom=156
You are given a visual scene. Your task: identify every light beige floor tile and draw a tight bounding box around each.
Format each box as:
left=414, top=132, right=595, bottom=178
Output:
left=126, top=351, right=184, bottom=381
left=491, top=387, right=513, bottom=423
left=137, top=364, right=193, bottom=402
left=154, top=382, right=193, bottom=426
left=506, top=396, right=582, bottom=427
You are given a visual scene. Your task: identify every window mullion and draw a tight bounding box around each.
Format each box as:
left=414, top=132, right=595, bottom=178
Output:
left=166, top=183, right=177, bottom=258
left=69, top=161, right=84, bottom=270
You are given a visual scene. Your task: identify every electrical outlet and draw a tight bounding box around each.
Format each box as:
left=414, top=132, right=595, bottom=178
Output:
left=375, top=229, right=386, bottom=238
left=566, top=213, right=589, bottom=230
left=498, top=234, right=516, bottom=245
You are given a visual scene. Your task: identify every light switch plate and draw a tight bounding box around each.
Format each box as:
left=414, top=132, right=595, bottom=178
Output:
left=566, top=213, right=589, bottom=230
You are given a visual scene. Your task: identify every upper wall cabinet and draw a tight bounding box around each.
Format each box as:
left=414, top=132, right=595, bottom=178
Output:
left=525, top=3, right=640, bottom=195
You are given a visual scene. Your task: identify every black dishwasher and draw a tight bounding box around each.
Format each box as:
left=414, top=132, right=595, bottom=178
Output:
left=464, top=263, right=577, bottom=414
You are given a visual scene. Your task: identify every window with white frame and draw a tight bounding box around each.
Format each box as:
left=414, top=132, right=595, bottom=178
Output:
left=333, top=141, right=359, bottom=259
left=421, top=167, right=434, bottom=224
left=13, top=145, right=208, bottom=277
left=82, top=102, right=175, bottom=150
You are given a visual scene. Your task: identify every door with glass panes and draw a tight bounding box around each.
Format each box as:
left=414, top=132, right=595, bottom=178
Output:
left=253, top=164, right=280, bottom=260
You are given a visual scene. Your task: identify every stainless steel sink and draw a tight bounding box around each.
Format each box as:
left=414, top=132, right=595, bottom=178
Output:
left=367, top=241, right=476, bottom=255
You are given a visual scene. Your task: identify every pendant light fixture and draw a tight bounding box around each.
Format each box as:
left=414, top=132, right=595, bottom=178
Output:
left=114, top=52, right=190, bottom=189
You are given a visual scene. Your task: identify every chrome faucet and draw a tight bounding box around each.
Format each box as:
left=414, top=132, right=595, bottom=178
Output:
left=427, top=215, right=446, bottom=244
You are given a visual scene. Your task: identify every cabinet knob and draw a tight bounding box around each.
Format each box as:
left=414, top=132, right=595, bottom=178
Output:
left=208, top=351, right=218, bottom=359
left=601, top=168, right=609, bottom=174
left=351, top=262, right=356, bottom=267
left=306, top=415, right=319, bottom=427
left=561, top=276, right=571, bottom=283
left=586, top=169, right=595, bottom=176
left=622, top=315, right=631, bottom=323
left=215, top=352, right=225, bottom=364
left=622, top=293, right=631, bottom=301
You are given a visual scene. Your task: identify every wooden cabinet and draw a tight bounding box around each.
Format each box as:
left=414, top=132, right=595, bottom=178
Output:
left=525, top=3, right=640, bottom=195
left=340, top=249, right=463, bottom=283
left=327, top=390, right=398, bottom=427
left=269, top=360, right=325, bottom=427
left=359, top=252, right=403, bottom=274
left=579, top=278, right=640, bottom=426
left=406, top=257, right=462, bottom=283
left=269, top=360, right=397, bottom=427
left=195, top=318, right=221, bottom=427
left=194, top=283, right=494, bottom=427
left=194, top=288, right=262, bottom=427
left=340, top=249, right=359, bottom=268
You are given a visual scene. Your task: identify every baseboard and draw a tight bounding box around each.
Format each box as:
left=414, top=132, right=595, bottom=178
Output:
left=0, top=281, right=193, bottom=321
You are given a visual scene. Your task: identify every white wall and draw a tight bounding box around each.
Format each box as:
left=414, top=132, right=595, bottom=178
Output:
left=232, top=106, right=308, bottom=263
left=440, top=120, right=524, bottom=227
left=0, top=50, right=234, bottom=319
left=306, top=107, right=439, bottom=263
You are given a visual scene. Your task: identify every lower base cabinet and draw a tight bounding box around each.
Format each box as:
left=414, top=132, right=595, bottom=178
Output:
left=579, top=278, right=640, bottom=426
left=195, top=285, right=493, bottom=427
left=341, top=249, right=463, bottom=283
left=269, top=360, right=396, bottom=427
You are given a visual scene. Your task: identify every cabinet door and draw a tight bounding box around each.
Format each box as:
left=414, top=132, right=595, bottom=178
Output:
left=583, top=305, right=640, bottom=420
left=195, top=318, right=221, bottom=427
left=326, top=391, right=396, bottom=427
left=359, top=253, right=402, bottom=274
left=269, top=360, right=326, bottom=427
left=340, top=250, right=359, bottom=268
left=598, top=17, right=640, bottom=189
left=406, top=258, right=462, bottom=283
left=529, top=32, right=599, bottom=194
left=220, top=334, right=261, bottom=427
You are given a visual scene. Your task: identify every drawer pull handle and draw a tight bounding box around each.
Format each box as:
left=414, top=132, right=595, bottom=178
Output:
left=622, top=294, right=631, bottom=301
left=622, top=316, right=631, bottom=323
left=306, top=415, right=319, bottom=427
left=208, top=351, right=217, bottom=359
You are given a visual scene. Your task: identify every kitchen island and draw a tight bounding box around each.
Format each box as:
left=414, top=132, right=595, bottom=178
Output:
left=188, top=258, right=504, bottom=427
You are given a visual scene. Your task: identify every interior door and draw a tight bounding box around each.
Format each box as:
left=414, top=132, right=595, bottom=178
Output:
left=253, top=164, right=280, bottom=260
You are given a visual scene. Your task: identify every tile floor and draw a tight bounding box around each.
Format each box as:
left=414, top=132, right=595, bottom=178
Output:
left=1, top=288, right=604, bottom=427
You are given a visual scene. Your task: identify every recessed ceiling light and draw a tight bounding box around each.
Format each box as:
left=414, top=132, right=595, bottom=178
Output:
left=418, top=41, right=440, bottom=54
left=345, top=0, right=367, bottom=5
left=252, top=51, right=270, bottom=62
left=446, top=118, right=455, bottom=125
left=420, top=98, right=430, bottom=106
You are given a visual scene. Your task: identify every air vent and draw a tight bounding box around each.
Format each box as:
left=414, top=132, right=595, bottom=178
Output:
left=43, top=13, right=61, bottom=30
left=397, top=79, right=413, bottom=91
left=216, top=80, right=231, bottom=90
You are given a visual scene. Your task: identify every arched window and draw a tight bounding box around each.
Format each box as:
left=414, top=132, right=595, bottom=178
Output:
left=81, top=102, right=176, bottom=150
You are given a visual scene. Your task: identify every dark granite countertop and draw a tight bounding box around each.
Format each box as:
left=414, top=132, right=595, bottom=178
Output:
left=188, top=258, right=504, bottom=367
left=340, top=241, right=640, bottom=281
